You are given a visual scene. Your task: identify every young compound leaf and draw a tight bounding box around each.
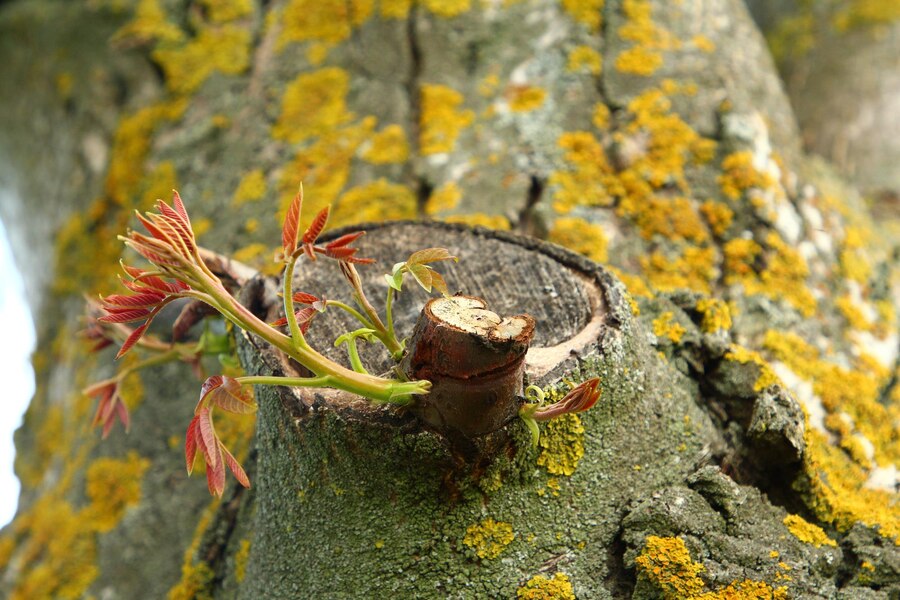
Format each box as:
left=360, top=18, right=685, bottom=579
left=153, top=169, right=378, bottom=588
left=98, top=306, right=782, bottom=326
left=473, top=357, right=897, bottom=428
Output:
left=220, top=441, right=250, bottom=488
left=197, top=375, right=256, bottom=414
left=116, top=323, right=149, bottom=359
left=407, top=263, right=433, bottom=292
left=302, top=206, right=330, bottom=246
left=185, top=415, right=199, bottom=474
left=206, top=443, right=226, bottom=497
left=406, top=247, right=458, bottom=267
left=385, top=273, right=403, bottom=291
left=282, top=186, right=303, bottom=259
left=196, top=408, right=219, bottom=470
left=431, top=271, right=449, bottom=297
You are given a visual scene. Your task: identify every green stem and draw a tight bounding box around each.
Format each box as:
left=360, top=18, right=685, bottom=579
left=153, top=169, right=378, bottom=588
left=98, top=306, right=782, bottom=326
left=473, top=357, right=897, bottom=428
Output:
left=326, top=300, right=374, bottom=329
left=282, top=256, right=309, bottom=351
left=236, top=375, right=332, bottom=388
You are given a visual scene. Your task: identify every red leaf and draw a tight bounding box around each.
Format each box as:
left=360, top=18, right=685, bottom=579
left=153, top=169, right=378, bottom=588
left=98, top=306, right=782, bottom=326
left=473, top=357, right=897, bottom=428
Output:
left=220, top=442, right=251, bottom=489
left=206, top=444, right=226, bottom=497
left=99, top=308, right=150, bottom=324
left=115, top=400, right=131, bottom=433
left=282, top=187, right=302, bottom=258
left=302, top=206, right=330, bottom=245
left=172, top=190, right=192, bottom=231
left=185, top=416, right=199, bottom=474
left=116, top=322, right=149, bottom=359
left=205, top=375, right=255, bottom=415
left=102, top=292, right=165, bottom=308
left=345, top=256, right=376, bottom=264
left=291, top=292, right=320, bottom=305
left=325, top=231, right=365, bottom=249
left=197, top=408, right=219, bottom=470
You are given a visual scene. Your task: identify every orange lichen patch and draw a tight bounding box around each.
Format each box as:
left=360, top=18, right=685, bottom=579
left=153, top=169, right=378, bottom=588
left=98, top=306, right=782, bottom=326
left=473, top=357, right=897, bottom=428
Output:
left=507, top=85, right=547, bottom=112
left=548, top=217, right=609, bottom=263
left=801, top=428, right=900, bottom=542
left=592, top=102, right=611, bottom=129
left=783, top=514, right=837, bottom=548
left=425, top=181, right=462, bottom=214
left=517, top=572, right=576, bottom=600
left=718, top=151, right=776, bottom=200
left=6, top=497, right=99, bottom=600
left=633, top=197, right=709, bottom=244
left=277, top=117, right=377, bottom=222
left=640, top=247, right=716, bottom=294
left=380, top=0, right=412, bottom=18
left=700, top=200, right=733, bottom=237
left=635, top=536, right=706, bottom=598
left=691, top=34, right=716, bottom=53
left=421, top=0, right=472, bottom=17
left=550, top=131, right=614, bottom=212
left=537, top=413, right=585, bottom=476
left=636, top=536, right=789, bottom=600
left=561, top=0, right=603, bottom=31
left=723, top=234, right=817, bottom=317
left=614, top=0, right=676, bottom=76
left=695, top=580, right=788, bottom=599
left=762, top=330, right=899, bottom=466
left=278, top=0, right=373, bottom=48
left=112, top=0, right=184, bottom=46
left=331, top=179, right=417, bottom=227
left=695, top=298, right=732, bottom=333
left=419, top=84, right=474, bottom=155
left=462, top=518, right=515, bottom=559
left=836, top=295, right=874, bottom=332
left=82, top=451, right=151, bottom=532
left=725, top=344, right=780, bottom=391
left=653, top=312, right=686, bottom=343
left=153, top=24, right=251, bottom=95
left=233, top=169, right=268, bottom=205
left=362, top=124, right=410, bottom=164
left=443, top=213, right=511, bottom=230
left=567, top=45, right=603, bottom=74
left=272, top=68, right=354, bottom=143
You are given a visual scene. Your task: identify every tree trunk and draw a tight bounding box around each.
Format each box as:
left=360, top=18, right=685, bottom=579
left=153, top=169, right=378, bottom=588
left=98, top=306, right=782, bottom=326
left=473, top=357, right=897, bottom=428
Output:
left=1, top=0, right=899, bottom=598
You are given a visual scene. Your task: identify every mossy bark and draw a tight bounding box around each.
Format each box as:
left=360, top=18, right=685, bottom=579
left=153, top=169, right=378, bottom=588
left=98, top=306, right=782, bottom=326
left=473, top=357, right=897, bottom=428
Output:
left=1, top=0, right=899, bottom=598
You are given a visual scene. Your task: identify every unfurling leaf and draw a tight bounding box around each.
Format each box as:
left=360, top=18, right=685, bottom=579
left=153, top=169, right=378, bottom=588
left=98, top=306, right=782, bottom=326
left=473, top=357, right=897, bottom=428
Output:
left=220, top=442, right=250, bottom=488
left=282, top=186, right=303, bottom=259
left=431, top=271, right=449, bottom=296
left=197, top=375, right=256, bottom=415
left=406, top=247, right=457, bottom=267
left=532, top=377, right=601, bottom=422
left=407, top=263, right=433, bottom=292
left=302, top=206, right=330, bottom=246
left=185, top=415, right=199, bottom=474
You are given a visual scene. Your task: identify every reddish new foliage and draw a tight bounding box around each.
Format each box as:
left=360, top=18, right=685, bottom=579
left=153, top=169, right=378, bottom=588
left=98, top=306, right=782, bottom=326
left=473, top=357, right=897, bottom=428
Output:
left=185, top=375, right=255, bottom=496
left=532, top=377, right=601, bottom=422
left=280, top=186, right=373, bottom=264
left=84, top=379, right=130, bottom=438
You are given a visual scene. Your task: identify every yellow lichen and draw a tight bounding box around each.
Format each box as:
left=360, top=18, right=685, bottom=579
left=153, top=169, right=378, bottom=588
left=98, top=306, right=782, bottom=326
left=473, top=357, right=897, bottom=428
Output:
left=82, top=451, right=151, bottom=532
left=380, top=0, right=412, bottom=19
left=443, top=213, right=511, bottom=230
left=537, top=413, right=585, bottom=476
left=634, top=536, right=706, bottom=598
left=695, top=298, right=732, bottom=333
left=233, top=169, right=268, bottom=205
left=695, top=580, right=789, bottom=600
left=419, top=84, right=474, bottom=155
left=421, top=0, right=471, bottom=18
left=272, top=68, right=353, bottom=143
left=168, top=499, right=221, bottom=600
left=567, top=45, right=602, bottom=74
left=640, top=247, right=716, bottom=294
left=201, top=0, right=253, bottom=23
left=234, top=538, right=251, bottom=583
left=592, top=102, right=610, bottom=129
left=725, top=344, right=780, bottom=391
left=153, top=25, right=251, bottom=95
left=331, top=179, right=417, bottom=228
left=561, top=0, right=603, bottom=31
left=508, top=86, right=547, bottom=112
left=614, top=0, right=675, bottom=76
left=634, top=197, right=709, bottom=244
left=833, top=0, right=900, bottom=31
left=836, top=295, right=874, bottom=331
left=718, top=151, right=776, bottom=200
left=653, top=312, right=686, bottom=343
left=278, top=0, right=373, bottom=48
left=462, top=518, right=514, bottom=559
left=691, top=34, right=716, bottom=53
left=517, top=572, right=576, bottom=600
left=362, top=124, right=410, bottom=164
left=699, top=200, right=733, bottom=237
left=112, top=0, right=184, bottom=46
left=425, top=181, right=462, bottom=214
left=548, top=217, right=609, bottom=263
left=783, top=514, right=837, bottom=548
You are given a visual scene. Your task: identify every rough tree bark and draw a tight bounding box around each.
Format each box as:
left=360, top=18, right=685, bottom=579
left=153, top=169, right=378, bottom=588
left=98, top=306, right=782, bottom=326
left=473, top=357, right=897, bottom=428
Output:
left=0, top=1, right=898, bottom=599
